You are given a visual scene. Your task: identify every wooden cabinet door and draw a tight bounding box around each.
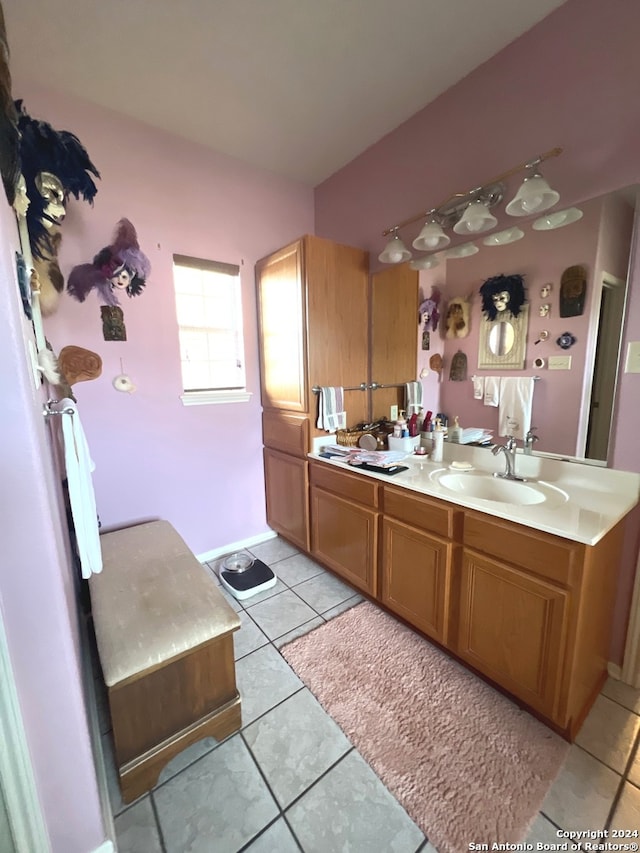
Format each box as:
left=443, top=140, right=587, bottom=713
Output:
left=306, top=236, right=370, bottom=426
left=263, top=448, right=309, bottom=551
left=381, top=518, right=453, bottom=646
left=458, top=549, right=568, bottom=719
left=370, top=264, right=419, bottom=421
left=256, top=240, right=308, bottom=412
left=310, top=486, right=378, bottom=595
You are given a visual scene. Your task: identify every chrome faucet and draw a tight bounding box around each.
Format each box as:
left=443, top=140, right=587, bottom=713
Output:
left=491, top=436, right=527, bottom=481
left=523, top=427, right=539, bottom=456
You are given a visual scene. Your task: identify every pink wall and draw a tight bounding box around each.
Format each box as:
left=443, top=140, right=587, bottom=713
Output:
left=0, top=204, right=104, bottom=849
left=314, top=0, right=640, bottom=661
left=17, top=81, right=315, bottom=557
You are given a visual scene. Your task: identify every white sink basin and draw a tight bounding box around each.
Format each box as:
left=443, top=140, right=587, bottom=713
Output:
left=431, top=470, right=569, bottom=507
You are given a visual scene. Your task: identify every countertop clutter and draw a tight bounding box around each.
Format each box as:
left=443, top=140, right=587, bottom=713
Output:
left=310, top=440, right=640, bottom=546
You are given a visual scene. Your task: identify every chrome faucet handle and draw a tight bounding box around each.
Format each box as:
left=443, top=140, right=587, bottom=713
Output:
left=505, top=435, right=518, bottom=450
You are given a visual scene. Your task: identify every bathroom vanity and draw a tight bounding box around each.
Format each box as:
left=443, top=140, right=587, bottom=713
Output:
left=305, top=446, right=639, bottom=740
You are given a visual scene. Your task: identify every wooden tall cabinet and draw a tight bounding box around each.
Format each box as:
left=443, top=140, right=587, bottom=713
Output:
left=256, top=235, right=418, bottom=549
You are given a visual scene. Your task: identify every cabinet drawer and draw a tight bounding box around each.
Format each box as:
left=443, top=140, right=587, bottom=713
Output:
left=463, top=512, right=583, bottom=586
left=383, top=485, right=462, bottom=539
left=262, top=411, right=309, bottom=457
left=310, top=462, right=379, bottom=507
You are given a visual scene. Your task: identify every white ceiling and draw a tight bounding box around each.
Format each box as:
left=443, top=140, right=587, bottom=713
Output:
left=3, top=0, right=567, bottom=187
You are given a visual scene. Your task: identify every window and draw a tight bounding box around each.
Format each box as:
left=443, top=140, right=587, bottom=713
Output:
left=173, top=255, right=251, bottom=405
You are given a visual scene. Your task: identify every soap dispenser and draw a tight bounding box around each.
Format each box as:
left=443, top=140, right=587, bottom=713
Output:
left=449, top=416, right=462, bottom=443
left=431, top=418, right=444, bottom=462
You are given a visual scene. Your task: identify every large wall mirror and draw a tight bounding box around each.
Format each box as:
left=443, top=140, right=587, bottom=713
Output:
left=416, top=184, right=637, bottom=464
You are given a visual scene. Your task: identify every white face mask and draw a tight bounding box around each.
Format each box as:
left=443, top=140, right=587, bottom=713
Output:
left=492, top=290, right=511, bottom=313
left=110, top=264, right=134, bottom=290
left=35, top=171, right=66, bottom=227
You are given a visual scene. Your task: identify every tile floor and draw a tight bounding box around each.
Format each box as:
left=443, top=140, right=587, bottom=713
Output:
left=94, top=536, right=640, bottom=853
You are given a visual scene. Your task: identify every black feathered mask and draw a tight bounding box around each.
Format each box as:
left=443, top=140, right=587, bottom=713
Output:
left=479, top=273, right=526, bottom=321
left=15, top=100, right=100, bottom=259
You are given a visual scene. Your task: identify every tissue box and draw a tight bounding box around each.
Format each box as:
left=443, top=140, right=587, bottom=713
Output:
left=388, top=435, right=420, bottom=453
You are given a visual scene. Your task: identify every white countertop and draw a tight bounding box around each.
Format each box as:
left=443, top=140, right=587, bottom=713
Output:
left=309, top=441, right=640, bottom=546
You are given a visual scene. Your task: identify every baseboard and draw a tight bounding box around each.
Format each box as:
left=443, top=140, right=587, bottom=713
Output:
left=197, top=530, right=277, bottom=563
left=91, top=842, right=115, bottom=853
left=607, top=662, right=623, bottom=680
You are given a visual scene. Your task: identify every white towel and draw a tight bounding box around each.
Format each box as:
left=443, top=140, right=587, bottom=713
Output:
left=60, top=398, right=103, bottom=578
left=498, top=377, right=535, bottom=440
left=316, top=387, right=346, bottom=433
left=404, top=381, right=423, bottom=415
left=483, top=377, right=500, bottom=407
left=472, top=376, right=485, bottom=400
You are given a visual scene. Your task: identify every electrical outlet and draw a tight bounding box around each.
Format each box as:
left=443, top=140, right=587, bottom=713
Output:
left=624, top=341, right=640, bottom=373
left=390, top=404, right=399, bottom=421
left=548, top=355, right=572, bottom=370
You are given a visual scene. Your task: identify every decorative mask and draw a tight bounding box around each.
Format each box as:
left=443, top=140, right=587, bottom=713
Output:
left=67, top=218, right=151, bottom=306
left=445, top=296, right=470, bottom=339
left=479, top=274, right=526, bottom=321
left=14, top=100, right=100, bottom=259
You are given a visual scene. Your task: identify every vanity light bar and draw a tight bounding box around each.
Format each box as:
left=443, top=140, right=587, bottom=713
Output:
left=381, top=147, right=563, bottom=239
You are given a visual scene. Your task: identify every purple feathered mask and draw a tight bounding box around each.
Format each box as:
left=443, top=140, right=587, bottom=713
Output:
left=67, top=218, right=151, bottom=305
left=418, top=289, right=441, bottom=332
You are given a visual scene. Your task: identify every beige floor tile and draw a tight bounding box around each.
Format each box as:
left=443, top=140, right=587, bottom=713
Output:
left=628, top=745, right=640, bottom=787
left=601, top=676, right=640, bottom=714
left=609, top=782, right=640, bottom=832
left=525, top=813, right=562, bottom=846
left=541, top=745, right=620, bottom=831
left=575, top=695, right=640, bottom=773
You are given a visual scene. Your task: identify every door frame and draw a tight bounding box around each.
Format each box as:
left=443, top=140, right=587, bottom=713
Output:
left=0, top=609, right=50, bottom=853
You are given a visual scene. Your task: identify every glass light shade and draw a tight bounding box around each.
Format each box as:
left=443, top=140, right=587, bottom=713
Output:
left=532, top=207, right=583, bottom=231
left=453, top=199, right=498, bottom=234
left=378, top=233, right=411, bottom=264
left=412, top=219, right=450, bottom=251
left=446, top=242, right=479, bottom=259
left=409, top=254, right=442, bottom=270
left=482, top=226, right=525, bottom=246
left=505, top=172, right=560, bottom=216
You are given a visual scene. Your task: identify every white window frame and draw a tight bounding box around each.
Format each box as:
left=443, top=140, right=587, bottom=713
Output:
left=172, top=254, right=252, bottom=406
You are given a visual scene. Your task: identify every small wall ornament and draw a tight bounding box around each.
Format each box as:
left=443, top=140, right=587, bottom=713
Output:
left=556, top=331, right=577, bottom=349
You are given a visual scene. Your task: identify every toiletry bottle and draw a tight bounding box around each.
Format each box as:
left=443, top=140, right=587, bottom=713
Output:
left=408, top=410, right=419, bottom=437
left=449, top=416, right=462, bottom=443
left=431, top=418, right=444, bottom=463
left=398, top=410, right=409, bottom=437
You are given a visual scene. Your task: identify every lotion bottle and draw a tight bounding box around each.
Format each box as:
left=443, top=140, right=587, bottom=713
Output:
left=431, top=418, right=444, bottom=462
left=449, top=416, right=462, bottom=443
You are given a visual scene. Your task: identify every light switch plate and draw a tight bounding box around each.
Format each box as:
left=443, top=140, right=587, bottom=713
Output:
left=624, top=341, right=640, bottom=373
left=548, top=355, right=572, bottom=370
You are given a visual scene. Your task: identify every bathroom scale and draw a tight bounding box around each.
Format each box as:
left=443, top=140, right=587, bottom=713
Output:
left=218, top=557, right=277, bottom=601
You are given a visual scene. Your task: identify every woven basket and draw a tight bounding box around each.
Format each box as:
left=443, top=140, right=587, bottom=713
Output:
left=335, top=428, right=368, bottom=447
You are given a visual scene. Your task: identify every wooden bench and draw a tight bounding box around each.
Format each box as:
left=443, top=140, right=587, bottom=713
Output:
left=89, top=520, right=241, bottom=804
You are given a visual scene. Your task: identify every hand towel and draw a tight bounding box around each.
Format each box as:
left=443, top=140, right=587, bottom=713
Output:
left=472, top=375, right=485, bottom=400
left=483, top=376, right=500, bottom=407
left=498, top=377, right=535, bottom=440
left=404, top=381, right=423, bottom=414
left=316, top=387, right=346, bottom=433
left=59, top=398, right=103, bottom=578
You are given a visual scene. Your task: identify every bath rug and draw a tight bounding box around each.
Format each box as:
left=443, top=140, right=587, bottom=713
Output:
left=281, top=601, right=568, bottom=853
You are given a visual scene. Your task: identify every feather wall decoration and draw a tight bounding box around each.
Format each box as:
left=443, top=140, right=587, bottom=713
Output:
left=15, top=99, right=100, bottom=259
left=67, top=218, right=151, bottom=305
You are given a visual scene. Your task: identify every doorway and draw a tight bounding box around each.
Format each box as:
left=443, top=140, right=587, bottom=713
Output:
left=585, top=273, right=627, bottom=461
